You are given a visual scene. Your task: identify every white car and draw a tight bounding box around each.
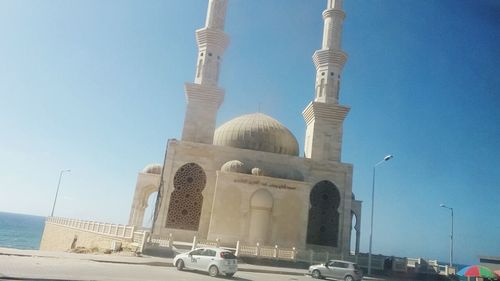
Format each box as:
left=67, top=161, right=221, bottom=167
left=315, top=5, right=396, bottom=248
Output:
left=309, top=260, right=363, bottom=281
left=173, top=247, right=238, bottom=277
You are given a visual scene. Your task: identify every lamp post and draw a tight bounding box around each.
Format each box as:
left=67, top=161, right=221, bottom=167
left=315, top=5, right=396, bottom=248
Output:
left=368, top=154, right=393, bottom=275
left=50, top=169, right=71, bottom=217
left=440, top=204, right=454, bottom=267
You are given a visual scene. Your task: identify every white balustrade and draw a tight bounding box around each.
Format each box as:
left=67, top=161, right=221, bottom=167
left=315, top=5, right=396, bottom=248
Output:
left=46, top=217, right=138, bottom=240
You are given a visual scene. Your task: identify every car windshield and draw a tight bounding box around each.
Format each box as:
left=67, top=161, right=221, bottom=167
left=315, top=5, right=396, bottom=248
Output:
left=190, top=249, right=203, bottom=255
left=220, top=251, right=237, bottom=259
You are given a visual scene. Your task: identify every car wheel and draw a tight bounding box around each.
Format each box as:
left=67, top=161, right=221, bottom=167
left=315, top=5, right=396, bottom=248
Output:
left=312, top=270, right=322, bottom=279
left=176, top=259, right=184, bottom=271
left=225, top=273, right=235, bottom=278
left=345, top=275, right=354, bottom=281
left=208, top=265, right=219, bottom=277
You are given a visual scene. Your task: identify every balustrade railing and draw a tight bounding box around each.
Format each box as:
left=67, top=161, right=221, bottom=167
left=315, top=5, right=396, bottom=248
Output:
left=46, top=217, right=136, bottom=239
left=47, top=217, right=432, bottom=272
left=235, top=241, right=297, bottom=261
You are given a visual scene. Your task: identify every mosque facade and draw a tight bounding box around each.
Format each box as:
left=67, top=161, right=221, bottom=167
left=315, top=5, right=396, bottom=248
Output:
left=128, top=0, right=362, bottom=256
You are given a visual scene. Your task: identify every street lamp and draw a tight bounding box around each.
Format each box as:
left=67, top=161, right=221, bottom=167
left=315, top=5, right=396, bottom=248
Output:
left=440, top=204, right=454, bottom=267
left=50, top=169, right=71, bottom=217
left=368, top=154, right=393, bottom=275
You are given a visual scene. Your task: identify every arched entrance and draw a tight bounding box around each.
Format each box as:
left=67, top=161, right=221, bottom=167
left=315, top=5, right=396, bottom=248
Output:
left=142, top=191, right=158, bottom=228
left=306, top=180, right=341, bottom=247
left=165, top=163, right=207, bottom=230
left=128, top=185, right=158, bottom=228
left=350, top=211, right=357, bottom=253
left=248, top=189, right=273, bottom=244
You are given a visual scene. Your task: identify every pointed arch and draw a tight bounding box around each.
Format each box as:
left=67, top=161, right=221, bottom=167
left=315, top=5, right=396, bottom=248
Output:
left=128, top=184, right=159, bottom=227
left=306, top=180, right=341, bottom=247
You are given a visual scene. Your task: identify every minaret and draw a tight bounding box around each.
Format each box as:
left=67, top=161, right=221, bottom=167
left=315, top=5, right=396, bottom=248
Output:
left=303, top=0, right=350, bottom=162
left=181, top=0, right=229, bottom=144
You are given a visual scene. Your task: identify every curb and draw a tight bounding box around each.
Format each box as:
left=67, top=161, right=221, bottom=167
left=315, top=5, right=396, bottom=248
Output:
left=90, top=259, right=305, bottom=276
left=238, top=268, right=305, bottom=276
left=90, top=259, right=174, bottom=267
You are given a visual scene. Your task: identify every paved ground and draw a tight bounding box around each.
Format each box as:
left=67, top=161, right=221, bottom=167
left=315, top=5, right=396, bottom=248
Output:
left=0, top=254, right=305, bottom=281
left=0, top=248, right=391, bottom=281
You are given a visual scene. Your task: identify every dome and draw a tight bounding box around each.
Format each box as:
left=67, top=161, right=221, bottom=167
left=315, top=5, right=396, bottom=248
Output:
left=221, top=160, right=249, bottom=174
left=213, top=113, right=299, bottom=156
left=142, top=164, right=163, bottom=175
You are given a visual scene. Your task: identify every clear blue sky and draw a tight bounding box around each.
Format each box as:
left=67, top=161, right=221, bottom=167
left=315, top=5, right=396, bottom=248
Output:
left=0, top=0, right=498, bottom=265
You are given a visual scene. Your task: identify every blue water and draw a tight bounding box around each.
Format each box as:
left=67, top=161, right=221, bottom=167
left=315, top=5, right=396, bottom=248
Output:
left=0, top=212, right=46, bottom=250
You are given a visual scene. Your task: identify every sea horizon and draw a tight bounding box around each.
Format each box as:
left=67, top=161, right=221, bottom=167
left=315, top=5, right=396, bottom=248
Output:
left=0, top=211, right=46, bottom=250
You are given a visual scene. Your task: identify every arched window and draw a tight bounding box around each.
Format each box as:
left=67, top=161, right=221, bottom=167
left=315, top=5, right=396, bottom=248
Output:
left=166, top=163, right=206, bottom=230
left=215, top=60, right=220, bottom=82
left=248, top=189, right=273, bottom=243
left=196, top=59, right=203, bottom=78
left=319, top=78, right=325, bottom=97
left=336, top=79, right=341, bottom=100
left=306, top=180, right=341, bottom=247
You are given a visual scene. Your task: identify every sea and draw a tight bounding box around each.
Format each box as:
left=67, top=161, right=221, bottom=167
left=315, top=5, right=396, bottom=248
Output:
left=0, top=211, right=46, bottom=250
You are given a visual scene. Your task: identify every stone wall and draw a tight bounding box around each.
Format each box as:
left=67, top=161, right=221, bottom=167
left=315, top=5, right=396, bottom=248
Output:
left=155, top=139, right=354, bottom=255
left=207, top=171, right=310, bottom=248
left=40, top=222, right=134, bottom=252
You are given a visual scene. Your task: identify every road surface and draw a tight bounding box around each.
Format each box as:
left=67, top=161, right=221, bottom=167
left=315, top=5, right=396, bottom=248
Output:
left=0, top=254, right=309, bottom=281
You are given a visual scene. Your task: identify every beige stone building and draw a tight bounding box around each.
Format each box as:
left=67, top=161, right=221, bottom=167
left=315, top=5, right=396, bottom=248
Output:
left=128, top=0, right=362, bottom=256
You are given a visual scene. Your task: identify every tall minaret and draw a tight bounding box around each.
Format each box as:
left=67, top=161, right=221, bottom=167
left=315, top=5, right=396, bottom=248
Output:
left=303, top=0, right=350, bottom=162
left=181, top=0, right=229, bottom=144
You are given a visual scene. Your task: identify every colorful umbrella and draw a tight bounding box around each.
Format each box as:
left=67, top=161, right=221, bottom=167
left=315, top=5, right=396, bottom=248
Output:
left=457, top=265, right=496, bottom=279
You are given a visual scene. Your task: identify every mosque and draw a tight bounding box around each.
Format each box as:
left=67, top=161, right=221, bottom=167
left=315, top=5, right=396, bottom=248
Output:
left=128, top=0, right=362, bottom=256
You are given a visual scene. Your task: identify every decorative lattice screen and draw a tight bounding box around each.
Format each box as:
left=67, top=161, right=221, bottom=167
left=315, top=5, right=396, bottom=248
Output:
left=165, top=163, right=206, bottom=230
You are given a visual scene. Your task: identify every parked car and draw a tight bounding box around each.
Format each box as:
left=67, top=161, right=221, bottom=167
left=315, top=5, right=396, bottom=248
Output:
left=173, top=247, right=238, bottom=277
left=309, top=260, right=363, bottom=281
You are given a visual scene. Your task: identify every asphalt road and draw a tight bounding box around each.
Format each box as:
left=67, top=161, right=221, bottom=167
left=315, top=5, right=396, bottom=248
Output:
left=0, top=255, right=311, bottom=281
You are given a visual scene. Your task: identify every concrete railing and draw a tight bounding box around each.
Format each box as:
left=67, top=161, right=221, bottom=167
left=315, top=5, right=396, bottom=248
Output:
left=409, top=259, right=455, bottom=276
left=150, top=233, right=174, bottom=248
left=192, top=236, right=220, bottom=250
left=132, top=231, right=149, bottom=252
left=235, top=241, right=297, bottom=261
left=392, top=257, right=408, bottom=272
left=45, top=217, right=446, bottom=275
left=140, top=232, right=439, bottom=274
left=407, top=257, right=420, bottom=268
left=237, top=243, right=259, bottom=256
left=146, top=235, right=297, bottom=261
left=356, top=254, right=385, bottom=270
left=47, top=217, right=136, bottom=239
left=46, top=217, right=149, bottom=252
